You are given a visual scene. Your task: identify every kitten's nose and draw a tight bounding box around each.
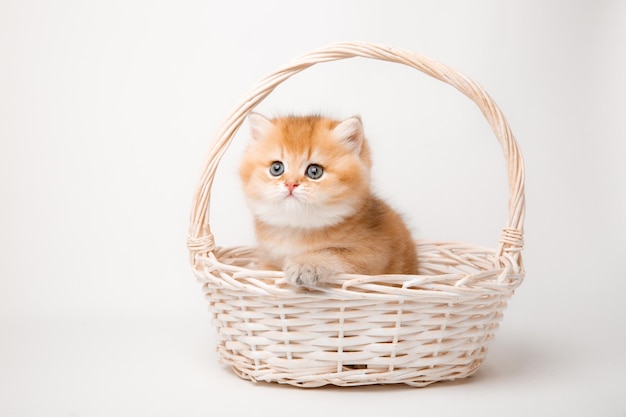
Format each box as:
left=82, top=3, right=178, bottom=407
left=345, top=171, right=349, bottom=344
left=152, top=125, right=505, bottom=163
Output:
left=285, top=181, right=299, bottom=193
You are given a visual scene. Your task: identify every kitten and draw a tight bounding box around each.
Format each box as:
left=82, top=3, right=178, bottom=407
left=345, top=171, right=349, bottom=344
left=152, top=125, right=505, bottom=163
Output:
left=239, top=113, right=418, bottom=286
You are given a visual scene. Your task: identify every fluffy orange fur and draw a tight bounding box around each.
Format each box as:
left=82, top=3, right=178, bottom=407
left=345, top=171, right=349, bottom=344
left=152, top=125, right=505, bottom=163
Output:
left=239, top=113, right=417, bottom=286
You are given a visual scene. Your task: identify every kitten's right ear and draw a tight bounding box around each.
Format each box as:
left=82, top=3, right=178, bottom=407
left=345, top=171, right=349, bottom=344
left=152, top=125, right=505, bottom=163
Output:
left=248, top=112, right=274, bottom=141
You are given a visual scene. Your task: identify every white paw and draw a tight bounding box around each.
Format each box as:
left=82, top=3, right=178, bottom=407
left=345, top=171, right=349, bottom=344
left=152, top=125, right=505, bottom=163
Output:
left=284, top=262, right=332, bottom=287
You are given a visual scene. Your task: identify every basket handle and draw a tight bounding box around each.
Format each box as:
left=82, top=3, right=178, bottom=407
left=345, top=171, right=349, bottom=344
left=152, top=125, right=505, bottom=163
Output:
left=187, top=41, right=525, bottom=269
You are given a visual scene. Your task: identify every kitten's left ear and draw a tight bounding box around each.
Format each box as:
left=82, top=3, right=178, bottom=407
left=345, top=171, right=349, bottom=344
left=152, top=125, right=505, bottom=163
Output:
left=332, top=116, right=363, bottom=153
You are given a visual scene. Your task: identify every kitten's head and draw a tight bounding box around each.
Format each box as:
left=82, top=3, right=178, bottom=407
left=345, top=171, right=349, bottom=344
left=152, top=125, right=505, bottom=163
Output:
left=239, top=113, right=372, bottom=229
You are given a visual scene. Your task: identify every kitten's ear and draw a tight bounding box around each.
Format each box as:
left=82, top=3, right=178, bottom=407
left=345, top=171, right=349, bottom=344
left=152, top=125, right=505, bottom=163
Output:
left=332, top=116, right=363, bottom=153
left=248, top=112, right=274, bottom=141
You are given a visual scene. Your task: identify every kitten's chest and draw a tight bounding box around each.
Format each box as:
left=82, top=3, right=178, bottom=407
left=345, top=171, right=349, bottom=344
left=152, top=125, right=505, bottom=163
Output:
left=261, top=232, right=308, bottom=258
left=256, top=226, right=328, bottom=263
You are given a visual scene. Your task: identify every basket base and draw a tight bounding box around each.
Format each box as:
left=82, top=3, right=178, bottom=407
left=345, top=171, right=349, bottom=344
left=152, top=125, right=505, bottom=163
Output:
left=217, top=344, right=490, bottom=388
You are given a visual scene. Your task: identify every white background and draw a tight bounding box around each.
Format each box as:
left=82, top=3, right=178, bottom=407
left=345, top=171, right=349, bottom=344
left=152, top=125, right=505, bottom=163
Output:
left=1, top=1, right=625, bottom=416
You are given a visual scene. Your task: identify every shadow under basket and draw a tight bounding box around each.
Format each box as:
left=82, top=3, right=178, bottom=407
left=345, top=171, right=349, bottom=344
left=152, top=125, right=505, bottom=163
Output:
left=187, top=42, right=525, bottom=388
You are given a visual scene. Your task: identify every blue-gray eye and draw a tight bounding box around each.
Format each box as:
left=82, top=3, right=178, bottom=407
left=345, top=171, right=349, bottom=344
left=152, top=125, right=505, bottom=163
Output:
left=270, top=161, right=284, bottom=176
left=306, top=164, right=323, bottom=179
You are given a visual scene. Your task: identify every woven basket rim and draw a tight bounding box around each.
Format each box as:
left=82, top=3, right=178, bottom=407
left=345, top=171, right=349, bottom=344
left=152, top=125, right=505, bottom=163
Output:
left=194, top=240, right=524, bottom=302
left=187, top=41, right=525, bottom=275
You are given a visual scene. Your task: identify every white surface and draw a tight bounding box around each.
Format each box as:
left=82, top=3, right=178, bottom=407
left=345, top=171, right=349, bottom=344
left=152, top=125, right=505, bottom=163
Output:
left=1, top=1, right=625, bottom=416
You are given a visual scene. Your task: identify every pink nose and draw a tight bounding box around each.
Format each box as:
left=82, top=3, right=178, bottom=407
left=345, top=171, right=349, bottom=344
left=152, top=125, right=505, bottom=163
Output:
left=285, top=182, right=299, bottom=192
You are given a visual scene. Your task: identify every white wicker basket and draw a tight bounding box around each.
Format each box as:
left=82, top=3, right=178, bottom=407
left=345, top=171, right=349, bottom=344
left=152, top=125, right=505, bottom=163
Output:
left=187, top=41, right=525, bottom=387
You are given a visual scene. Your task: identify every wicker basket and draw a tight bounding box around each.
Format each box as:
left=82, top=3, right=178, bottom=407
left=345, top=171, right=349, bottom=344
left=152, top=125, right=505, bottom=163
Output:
left=187, top=41, right=525, bottom=387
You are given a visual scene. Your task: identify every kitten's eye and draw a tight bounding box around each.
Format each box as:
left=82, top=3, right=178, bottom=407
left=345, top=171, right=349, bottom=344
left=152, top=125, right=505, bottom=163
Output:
left=269, top=161, right=284, bottom=176
left=305, top=164, right=324, bottom=179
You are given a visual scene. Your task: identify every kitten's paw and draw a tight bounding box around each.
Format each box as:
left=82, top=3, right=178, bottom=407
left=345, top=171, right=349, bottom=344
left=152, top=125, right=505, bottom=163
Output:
left=284, top=262, right=333, bottom=287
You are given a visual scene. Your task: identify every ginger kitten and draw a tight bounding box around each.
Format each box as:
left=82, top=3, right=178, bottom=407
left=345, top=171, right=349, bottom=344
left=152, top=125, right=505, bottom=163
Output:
left=239, top=113, right=418, bottom=286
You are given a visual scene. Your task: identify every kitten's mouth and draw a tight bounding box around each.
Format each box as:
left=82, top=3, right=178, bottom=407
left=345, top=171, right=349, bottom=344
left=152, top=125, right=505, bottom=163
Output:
left=284, top=189, right=299, bottom=199
left=282, top=193, right=308, bottom=207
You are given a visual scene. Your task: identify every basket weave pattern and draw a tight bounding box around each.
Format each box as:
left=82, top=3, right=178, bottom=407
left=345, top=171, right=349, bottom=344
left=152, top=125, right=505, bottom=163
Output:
left=187, top=42, right=525, bottom=387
